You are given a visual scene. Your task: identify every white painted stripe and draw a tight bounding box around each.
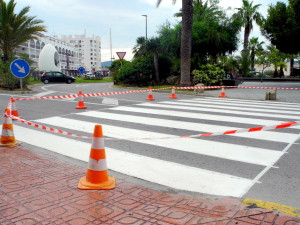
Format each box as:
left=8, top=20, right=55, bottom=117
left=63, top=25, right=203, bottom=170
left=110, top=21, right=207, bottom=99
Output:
left=92, top=137, right=105, bottom=149
left=186, top=98, right=300, bottom=110
left=163, top=101, right=300, bottom=116
left=139, top=103, right=300, bottom=120
left=77, top=111, right=298, bottom=143
left=34, top=117, right=283, bottom=166
left=110, top=106, right=300, bottom=130
left=102, top=98, right=119, bottom=105
left=88, top=158, right=107, bottom=171
left=13, top=125, right=253, bottom=197
left=33, top=90, right=57, bottom=97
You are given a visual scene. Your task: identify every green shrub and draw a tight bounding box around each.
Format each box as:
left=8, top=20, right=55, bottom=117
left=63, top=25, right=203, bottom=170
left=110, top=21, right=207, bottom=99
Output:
left=114, top=56, right=154, bottom=86
left=192, top=64, right=225, bottom=86
left=264, top=70, right=273, bottom=76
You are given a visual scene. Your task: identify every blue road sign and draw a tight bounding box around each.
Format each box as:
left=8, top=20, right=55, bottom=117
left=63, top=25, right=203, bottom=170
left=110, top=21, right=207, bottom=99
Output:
left=78, top=67, right=85, bottom=74
left=10, top=59, right=30, bottom=78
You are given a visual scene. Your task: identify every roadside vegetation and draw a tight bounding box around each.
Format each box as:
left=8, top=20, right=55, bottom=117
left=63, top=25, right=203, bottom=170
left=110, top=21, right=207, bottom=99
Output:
left=1, top=0, right=300, bottom=91
left=110, top=0, right=300, bottom=88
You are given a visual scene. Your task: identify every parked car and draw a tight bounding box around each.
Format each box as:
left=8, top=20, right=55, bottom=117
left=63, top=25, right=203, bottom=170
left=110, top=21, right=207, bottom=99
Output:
left=84, top=73, right=95, bottom=78
left=41, top=71, right=75, bottom=84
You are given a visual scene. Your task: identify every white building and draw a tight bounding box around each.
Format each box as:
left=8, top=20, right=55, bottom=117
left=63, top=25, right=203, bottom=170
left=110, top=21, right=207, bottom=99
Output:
left=59, top=34, right=101, bottom=73
left=15, top=35, right=82, bottom=75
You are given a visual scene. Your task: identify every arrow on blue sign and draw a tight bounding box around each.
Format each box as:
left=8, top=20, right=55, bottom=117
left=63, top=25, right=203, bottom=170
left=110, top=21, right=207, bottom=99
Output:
left=78, top=67, right=85, bottom=74
left=10, top=59, right=30, bottom=78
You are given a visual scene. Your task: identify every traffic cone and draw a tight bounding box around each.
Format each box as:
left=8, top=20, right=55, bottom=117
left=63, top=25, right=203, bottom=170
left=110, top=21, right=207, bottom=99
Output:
left=169, top=87, right=177, bottom=99
left=218, top=87, right=227, bottom=98
left=78, top=124, right=115, bottom=190
left=11, top=97, right=21, bottom=120
left=146, top=87, right=155, bottom=101
left=0, top=108, right=21, bottom=147
left=75, top=91, right=87, bottom=109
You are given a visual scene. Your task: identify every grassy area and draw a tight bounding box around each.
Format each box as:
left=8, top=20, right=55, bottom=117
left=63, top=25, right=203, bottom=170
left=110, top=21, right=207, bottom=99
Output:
left=28, top=77, right=113, bottom=85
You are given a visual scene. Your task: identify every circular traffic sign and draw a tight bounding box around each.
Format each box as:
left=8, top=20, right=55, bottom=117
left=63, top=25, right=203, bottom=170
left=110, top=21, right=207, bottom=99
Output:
left=10, top=59, right=30, bottom=78
left=78, top=67, right=85, bottom=74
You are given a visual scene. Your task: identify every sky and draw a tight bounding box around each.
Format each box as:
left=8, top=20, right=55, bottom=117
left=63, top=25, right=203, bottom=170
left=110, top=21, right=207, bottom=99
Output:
left=14, top=0, right=288, bottom=62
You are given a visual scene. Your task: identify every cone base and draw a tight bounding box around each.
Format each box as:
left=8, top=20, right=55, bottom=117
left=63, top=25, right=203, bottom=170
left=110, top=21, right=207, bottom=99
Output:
left=78, top=176, right=115, bottom=190
left=169, top=95, right=177, bottom=99
left=218, top=94, right=227, bottom=98
left=0, top=141, right=22, bottom=148
left=76, top=106, right=87, bottom=109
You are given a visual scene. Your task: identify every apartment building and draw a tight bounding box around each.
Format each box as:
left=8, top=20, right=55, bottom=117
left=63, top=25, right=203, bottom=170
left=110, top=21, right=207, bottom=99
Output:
left=15, top=35, right=82, bottom=75
left=59, top=34, right=101, bottom=73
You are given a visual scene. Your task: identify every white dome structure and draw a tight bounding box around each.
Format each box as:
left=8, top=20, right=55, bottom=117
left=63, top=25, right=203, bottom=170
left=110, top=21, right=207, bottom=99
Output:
left=38, top=44, right=61, bottom=72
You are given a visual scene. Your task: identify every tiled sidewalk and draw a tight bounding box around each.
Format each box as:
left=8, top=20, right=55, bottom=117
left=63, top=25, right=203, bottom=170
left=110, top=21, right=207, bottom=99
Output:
left=1, top=147, right=299, bottom=225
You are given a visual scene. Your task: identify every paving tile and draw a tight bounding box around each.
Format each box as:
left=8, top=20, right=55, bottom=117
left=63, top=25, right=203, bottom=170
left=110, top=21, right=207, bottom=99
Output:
left=0, top=204, right=31, bottom=220
left=11, top=212, right=45, bottom=225
left=35, top=204, right=80, bottom=220
left=1, top=147, right=300, bottom=225
left=84, top=204, right=125, bottom=219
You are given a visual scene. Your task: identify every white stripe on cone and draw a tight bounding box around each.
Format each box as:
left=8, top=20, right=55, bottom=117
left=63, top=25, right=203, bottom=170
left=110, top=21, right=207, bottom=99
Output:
left=92, top=137, right=105, bottom=149
left=88, top=158, right=107, bottom=171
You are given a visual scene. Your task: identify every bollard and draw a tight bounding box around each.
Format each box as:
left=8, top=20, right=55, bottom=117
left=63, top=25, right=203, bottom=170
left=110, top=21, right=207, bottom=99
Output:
left=194, top=83, right=204, bottom=95
left=265, top=89, right=277, bottom=100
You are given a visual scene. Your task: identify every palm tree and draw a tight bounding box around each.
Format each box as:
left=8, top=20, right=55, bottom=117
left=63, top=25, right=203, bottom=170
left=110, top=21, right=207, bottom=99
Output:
left=248, top=37, right=264, bottom=70
left=133, top=36, right=147, bottom=57
left=157, top=0, right=193, bottom=86
left=235, top=0, right=262, bottom=52
left=133, top=37, right=161, bottom=84
left=0, top=0, right=46, bottom=61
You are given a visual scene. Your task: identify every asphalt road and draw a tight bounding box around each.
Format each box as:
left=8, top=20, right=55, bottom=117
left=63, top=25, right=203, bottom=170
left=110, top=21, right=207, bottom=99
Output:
left=1, top=81, right=300, bottom=208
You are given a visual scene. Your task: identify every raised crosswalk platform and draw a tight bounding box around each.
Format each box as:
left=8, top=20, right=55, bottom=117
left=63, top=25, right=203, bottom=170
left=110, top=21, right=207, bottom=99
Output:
left=13, top=97, right=300, bottom=198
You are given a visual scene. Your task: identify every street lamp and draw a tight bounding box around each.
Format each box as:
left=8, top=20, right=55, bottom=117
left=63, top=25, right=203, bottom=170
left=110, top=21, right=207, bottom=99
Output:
left=142, top=15, right=147, bottom=40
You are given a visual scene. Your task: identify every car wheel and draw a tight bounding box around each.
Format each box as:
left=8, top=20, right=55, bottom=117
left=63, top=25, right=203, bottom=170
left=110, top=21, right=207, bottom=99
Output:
left=44, top=79, right=49, bottom=84
left=66, top=79, right=72, bottom=84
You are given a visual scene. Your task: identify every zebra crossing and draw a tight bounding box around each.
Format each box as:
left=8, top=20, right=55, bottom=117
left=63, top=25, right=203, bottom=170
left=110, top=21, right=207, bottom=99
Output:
left=13, top=97, right=300, bottom=198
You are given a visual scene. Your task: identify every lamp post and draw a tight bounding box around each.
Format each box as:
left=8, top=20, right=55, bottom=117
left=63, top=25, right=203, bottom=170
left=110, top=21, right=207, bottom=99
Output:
left=142, top=15, right=147, bottom=40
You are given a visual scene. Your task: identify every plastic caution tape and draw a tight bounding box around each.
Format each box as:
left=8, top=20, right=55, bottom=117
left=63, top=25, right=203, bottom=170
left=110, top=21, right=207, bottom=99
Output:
left=14, top=89, right=150, bottom=101
left=9, top=114, right=300, bottom=141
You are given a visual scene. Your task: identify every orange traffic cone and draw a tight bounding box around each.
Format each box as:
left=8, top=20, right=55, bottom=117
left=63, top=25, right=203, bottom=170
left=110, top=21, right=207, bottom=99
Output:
left=76, top=91, right=87, bottom=109
left=0, top=108, right=21, bottom=147
left=218, top=87, right=227, bottom=98
left=11, top=97, right=21, bottom=120
left=146, top=87, right=155, bottom=101
left=78, top=124, right=115, bottom=190
left=169, top=87, right=177, bottom=99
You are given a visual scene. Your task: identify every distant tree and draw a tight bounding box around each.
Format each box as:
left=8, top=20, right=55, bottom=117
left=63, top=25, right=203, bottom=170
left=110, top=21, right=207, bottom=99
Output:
left=133, top=37, right=147, bottom=57
left=248, top=37, right=264, bottom=71
left=255, top=50, right=272, bottom=76
left=260, top=0, right=300, bottom=75
left=261, top=0, right=300, bottom=55
left=266, top=45, right=288, bottom=78
left=157, top=0, right=193, bottom=86
left=234, top=0, right=262, bottom=52
left=0, top=0, right=46, bottom=61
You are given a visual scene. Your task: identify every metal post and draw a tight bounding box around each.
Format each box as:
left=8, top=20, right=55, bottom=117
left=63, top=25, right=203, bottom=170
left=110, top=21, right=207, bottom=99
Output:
left=142, top=15, right=147, bottom=39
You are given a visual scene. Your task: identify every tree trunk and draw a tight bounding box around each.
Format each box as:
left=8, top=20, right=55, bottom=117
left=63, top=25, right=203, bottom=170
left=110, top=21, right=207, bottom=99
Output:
left=243, top=22, right=250, bottom=51
left=153, top=53, right=160, bottom=84
left=250, top=51, right=255, bottom=71
left=180, top=0, right=193, bottom=87
left=290, top=58, right=294, bottom=76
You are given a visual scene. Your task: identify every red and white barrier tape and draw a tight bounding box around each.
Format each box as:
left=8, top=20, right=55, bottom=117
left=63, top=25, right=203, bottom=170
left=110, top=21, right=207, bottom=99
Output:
left=12, top=85, right=300, bottom=101
left=9, top=114, right=300, bottom=141
left=14, top=89, right=150, bottom=101
left=172, top=86, right=300, bottom=90
left=10, top=115, right=91, bottom=139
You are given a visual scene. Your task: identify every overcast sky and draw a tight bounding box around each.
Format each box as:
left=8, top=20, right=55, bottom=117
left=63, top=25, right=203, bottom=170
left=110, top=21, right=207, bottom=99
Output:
left=14, top=0, right=287, bottom=62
